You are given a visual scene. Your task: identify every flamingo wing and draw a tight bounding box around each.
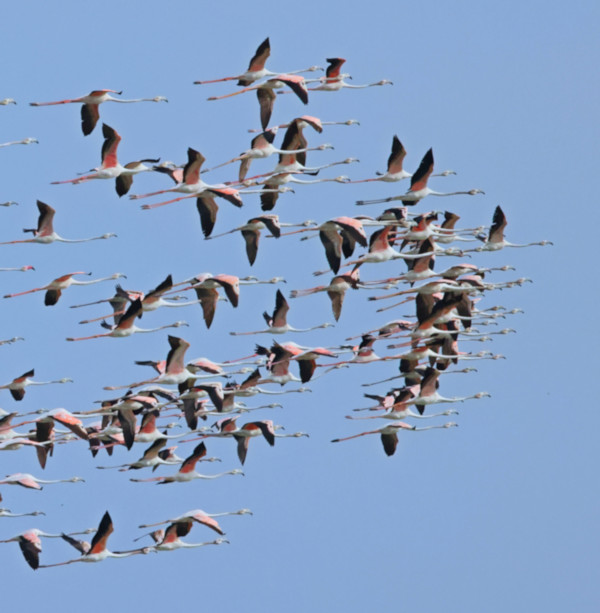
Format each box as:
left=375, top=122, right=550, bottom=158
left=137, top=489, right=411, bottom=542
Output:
left=81, top=104, right=100, bottom=136
left=19, top=533, right=42, bottom=569
left=241, top=228, right=260, bottom=265
left=239, top=37, right=270, bottom=85
left=196, top=195, right=219, bottom=238
left=257, top=88, right=276, bottom=131
left=100, top=124, right=121, bottom=168
left=183, top=148, right=206, bottom=185
left=35, top=201, right=56, bottom=236
left=88, top=511, right=114, bottom=555
left=387, top=136, right=407, bottom=174
left=325, top=58, right=346, bottom=80
left=407, top=148, right=434, bottom=193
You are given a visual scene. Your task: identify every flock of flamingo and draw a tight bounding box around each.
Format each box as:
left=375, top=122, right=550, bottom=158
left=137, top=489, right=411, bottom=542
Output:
left=0, top=38, right=551, bottom=570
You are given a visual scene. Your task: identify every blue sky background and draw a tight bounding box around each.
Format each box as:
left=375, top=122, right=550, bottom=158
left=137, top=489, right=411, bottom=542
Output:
left=0, top=1, right=598, bottom=611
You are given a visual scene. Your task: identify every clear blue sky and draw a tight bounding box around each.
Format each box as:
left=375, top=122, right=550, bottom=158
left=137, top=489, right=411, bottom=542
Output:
left=0, top=1, right=597, bottom=611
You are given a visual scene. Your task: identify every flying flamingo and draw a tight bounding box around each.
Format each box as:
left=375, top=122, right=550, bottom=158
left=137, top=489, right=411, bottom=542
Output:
left=136, top=521, right=229, bottom=552
left=297, top=57, right=392, bottom=92
left=207, top=74, right=310, bottom=130
left=313, top=226, right=436, bottom=276
left=207, top=215, right=317, bottom=264
left=194, top=37, right=322, bottom=86
left=289, top=268, right=363, bottom=321
left=404, top=367, right=491, bottom=412
left=198, top=418, right=278, bottom=465
left=471, top=205, right=553, bottom=251
left=50, top=124, right=160, bottom=195
left=346, top=387, right=459, bottom=421
left=39, top=511, right=153, bottom=568
left=0, top=369, right=72, bottom=401
left=0, top=137, right=38, bottom=148
left=230, top=289, right=334, bottom=336
left=0, top=507, right=46, bottom=518
left=247, top=115, right=360, bottom=133
left=0, top=527, right=93, bottom=570
left=4, top=271, right=126, bottom=306
left=96, top=438, right=184, bottom=472
left=279, top=216, right=369, bottom=274
left=356, top=149, right=484, bottom=206
left=201, top=127, right=333, bottom=182
left=175, top=273, right=242, bottom=329
left=0, top=265, right=35, bottom=272
left=0, top=98, right=16, bottom=105
left=260, top=340, right=339, bottom=383
left=259, top=174, right=350, bottom=211
left=139, top=508, right=253, bottom=535
left=103, top=335, right=196, bottom=391
left=331, top=421, right=458, bottom=456
left=66, top=298, right=189, bottom=341
left=0, top=201, right=116, bottom=246
left=130, top=442, right=244, bottom=484
left=77, top=275, right=200, bottom=324
left=30, top=89, right=168, bottom=135
left=131, top=148, right=245, bottom=210
left=348, top=136, right=455, bottom=183
left=0, top=473, right=84, bottom=490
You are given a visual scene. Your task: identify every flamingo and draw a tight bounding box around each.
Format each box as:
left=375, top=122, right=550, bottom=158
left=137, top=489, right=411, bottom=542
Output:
left=346, top=387, right=459, bottom=421
left=202, top=127, right=333, bottom=182
left=178, top=273, right=242, bottom=329
left=137, top=521, right=229, bottom=552
left=279, top=216, right=369, bottom=274
left=0, top=369, right=72, bottom=401
left=39, top=511, right=152, bottom=568
left=331, top=421, right=458, bottom=456
left=130, top=442, right=244, bottom=484
left=258, top=174, right=350, bottom=211
left=66, top=298, right=188, bottom=341
left=96, top=438, right=183, bottom=472
left=348, top=136, right=455, bottom=183
left=4, top=271, right=126, bottom=306
left=207, top=215, right=317, bottom=264
left=194, top=37, right=322, bottom=86
left=299, top=57, right=392, bottom=92
left=0, top=508, right=46, bottom=518
left=103, top=335, right=196, bottom=391
left=204, top=418, right=277, bottom=465
left=0, top=527, right=92, bottom=570
left=132, top=148, right=245, bottom=211
left=247, top=115, right=360, bottom=133
left=290, top=268, right=363, bottom=321
left=139, top=508, right=253, bottom=535
left=0, top=265, right=35, bottom=272
left=313, top=226, right=436, bottom=276
left=0, top=137, right=38, bottom=148
left=30, top=89, right=168, bottom=135
left=206, top=74, right=309, bottom=132
left=0, top=473, right=84, bottom=490
left=472, top=206, right=553, bottom=251
left=51, top=124, right=160, bottom=195
left=0, top=98, right=16, bottom=105
left=356, top=149, right=484, bottom=206
left=77, top=275, right=199, bottom=324
left=230, top=289, right=334, bottom=336
left=0, top=201, right=116, bottom=246
left=405, top=367, right=491, bottom=411
left=260, top=340, right=339, bottom=383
